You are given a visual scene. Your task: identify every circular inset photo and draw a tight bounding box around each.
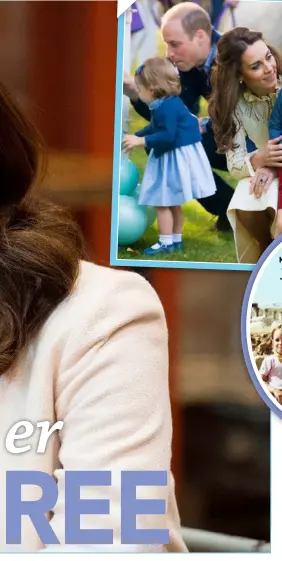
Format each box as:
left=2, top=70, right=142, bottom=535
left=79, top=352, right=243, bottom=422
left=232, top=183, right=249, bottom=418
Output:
left=242, top=236, right=282, bottom=419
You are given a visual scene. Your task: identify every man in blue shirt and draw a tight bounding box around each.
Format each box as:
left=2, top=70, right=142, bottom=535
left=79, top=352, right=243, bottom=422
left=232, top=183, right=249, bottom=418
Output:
left=124, top=1, right=233, bottom=232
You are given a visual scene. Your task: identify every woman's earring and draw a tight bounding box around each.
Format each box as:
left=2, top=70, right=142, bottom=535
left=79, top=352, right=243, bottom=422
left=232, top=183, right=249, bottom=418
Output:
left=239, top=79, right=243, bottom=84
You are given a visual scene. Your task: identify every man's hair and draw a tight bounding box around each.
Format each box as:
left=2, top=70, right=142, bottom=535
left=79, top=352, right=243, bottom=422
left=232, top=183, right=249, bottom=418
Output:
left=162, top=2, right=212, bottom=38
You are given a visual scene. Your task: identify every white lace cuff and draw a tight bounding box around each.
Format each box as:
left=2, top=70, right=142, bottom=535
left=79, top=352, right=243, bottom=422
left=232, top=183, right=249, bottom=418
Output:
left=245, top=150, right=258, bottom=177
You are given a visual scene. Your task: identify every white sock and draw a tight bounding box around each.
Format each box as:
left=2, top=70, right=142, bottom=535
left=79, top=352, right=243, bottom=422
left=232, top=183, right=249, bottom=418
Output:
left=173, top=234, right=182, bottom=243
left=159, top=234, right=173, bottom=246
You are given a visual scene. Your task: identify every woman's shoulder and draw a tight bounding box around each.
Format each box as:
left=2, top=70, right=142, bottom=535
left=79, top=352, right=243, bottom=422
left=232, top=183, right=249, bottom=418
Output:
left=233, top=93, right=260, bottom=125
left=30, top=261, right=168, bottom=385
left=235, top=93, right=250, bottom=115
left=236, top=88, right=279, bottom=115
left=67, top=260, right=164, bottom=315
left=76, top=259, right=151, bottom=292
left=38, top=261, right=166, bottom=345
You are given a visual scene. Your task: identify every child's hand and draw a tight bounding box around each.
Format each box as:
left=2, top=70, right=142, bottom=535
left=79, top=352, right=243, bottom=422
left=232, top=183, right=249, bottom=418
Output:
left=261, top=373, right=269, bottom=382
left=122, top=134, right=145, bottom=152
left=123, top=72, right=139, bottom=101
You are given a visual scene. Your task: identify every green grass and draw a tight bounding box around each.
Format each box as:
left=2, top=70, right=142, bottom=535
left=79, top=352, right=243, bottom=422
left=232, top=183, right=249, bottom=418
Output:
left=118, top=36, right=237, bottom=264
left=118, top=203, right=236, bottom=263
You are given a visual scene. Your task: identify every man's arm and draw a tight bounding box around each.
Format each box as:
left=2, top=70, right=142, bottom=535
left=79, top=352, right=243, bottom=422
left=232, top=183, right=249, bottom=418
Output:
left=123, top=72, right=151, bottom=122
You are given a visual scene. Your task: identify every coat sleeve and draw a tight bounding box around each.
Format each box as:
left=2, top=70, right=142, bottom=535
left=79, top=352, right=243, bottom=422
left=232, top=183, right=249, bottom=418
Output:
left=131, top=98, right=151, bottom=122
left=226, top=112, right=257, bottom=180
left=145, top=105, right=178, bottom=153
left=135, top=123, right=154, bottom=137
left=43, top=269, right=181, bottom=552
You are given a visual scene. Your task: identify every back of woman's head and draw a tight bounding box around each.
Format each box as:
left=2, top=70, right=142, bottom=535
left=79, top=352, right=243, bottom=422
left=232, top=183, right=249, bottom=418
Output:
left=208, top=27, right=282, bottom=153
left=0, top=82, right=83, bottom=376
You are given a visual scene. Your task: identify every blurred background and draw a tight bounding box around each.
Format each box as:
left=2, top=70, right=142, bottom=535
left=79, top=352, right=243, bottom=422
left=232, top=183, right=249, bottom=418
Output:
left=149, top=265, right=270, bottom=549
left=0, top=0, right=270, bottom=552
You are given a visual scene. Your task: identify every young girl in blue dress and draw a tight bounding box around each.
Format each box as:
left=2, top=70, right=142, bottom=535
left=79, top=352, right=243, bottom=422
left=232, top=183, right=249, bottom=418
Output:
left=122, top=56, right=216, bottom=256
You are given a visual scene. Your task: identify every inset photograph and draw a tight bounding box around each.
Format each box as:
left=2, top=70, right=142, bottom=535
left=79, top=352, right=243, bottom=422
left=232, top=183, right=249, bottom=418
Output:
left=111, top=0, right=282, bottom=271
left=242, top=235, right=282, bottom=417
left=251, top=307, right=282, bottom=406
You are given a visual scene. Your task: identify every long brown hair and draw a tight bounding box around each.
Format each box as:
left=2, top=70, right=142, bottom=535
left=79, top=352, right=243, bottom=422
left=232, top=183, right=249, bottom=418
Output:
left=0, top=82, right=83, bottom=376
left=208, top=27, right=282, bottom=154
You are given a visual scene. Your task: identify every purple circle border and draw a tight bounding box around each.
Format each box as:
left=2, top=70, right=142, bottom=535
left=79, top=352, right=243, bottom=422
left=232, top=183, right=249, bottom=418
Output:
left=241, top=234, right=282, bottom=419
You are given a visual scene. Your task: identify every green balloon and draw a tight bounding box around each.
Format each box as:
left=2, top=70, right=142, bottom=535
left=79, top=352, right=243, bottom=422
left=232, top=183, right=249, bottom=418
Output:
left=118, top=195, right=147, bottom=246
left=120, top=157, right=140, bottom=196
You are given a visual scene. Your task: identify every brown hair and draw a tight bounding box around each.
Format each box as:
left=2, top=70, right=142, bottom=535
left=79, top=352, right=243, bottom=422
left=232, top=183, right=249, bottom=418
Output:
left=0, top=82, right=83, bottom=376
left=161, top=2, right=212, bottom=39
left=208, top=27, right=282, bottom=153
left=134, top=56, right=181, bottom=98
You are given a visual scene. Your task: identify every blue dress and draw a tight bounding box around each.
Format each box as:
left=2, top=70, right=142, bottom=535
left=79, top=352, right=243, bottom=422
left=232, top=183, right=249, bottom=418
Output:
left=135, top=96, right=216, bottom=207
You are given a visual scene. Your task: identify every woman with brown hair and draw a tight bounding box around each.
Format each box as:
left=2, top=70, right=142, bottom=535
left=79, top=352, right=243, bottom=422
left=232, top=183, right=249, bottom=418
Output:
left=0, top=83, right=187, bottom=552
left=209, top=27, right=282, bottom=264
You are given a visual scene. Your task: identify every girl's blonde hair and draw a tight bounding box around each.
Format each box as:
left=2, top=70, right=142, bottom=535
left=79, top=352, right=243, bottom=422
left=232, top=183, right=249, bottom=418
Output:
left=271, top=323, right=282, bottom=340
left=134, top=57, right=181, bottom=98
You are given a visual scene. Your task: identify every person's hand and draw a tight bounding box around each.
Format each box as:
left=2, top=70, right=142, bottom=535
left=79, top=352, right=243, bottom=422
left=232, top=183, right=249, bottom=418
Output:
left=198, top=117, right=205, bottom=134
left=252, top=136, right=282, bottom=169
left=123, top=71, right=139, bottom=101
left=249, top=167, right=276, bottom=198
left=198, top=117, right=210, bottom=134
left=265, top=136, right=282, bottom=167
left=122, top=134, right=145, bottom=152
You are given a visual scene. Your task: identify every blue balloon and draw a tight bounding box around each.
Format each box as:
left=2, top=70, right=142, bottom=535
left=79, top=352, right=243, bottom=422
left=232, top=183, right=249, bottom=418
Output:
left=132, top=184, right=156, bottom=227
left=118, top=195, right=148, bottom=246
left=132, top=183, right=141, bottom=200
left=120, top=157, right=139, bottom=196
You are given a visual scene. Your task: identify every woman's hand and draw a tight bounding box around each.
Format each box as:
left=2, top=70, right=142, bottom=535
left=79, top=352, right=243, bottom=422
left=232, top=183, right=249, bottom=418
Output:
left=251, top=136, right=282, bottom=170
left=249, top=167, right=276, bottom=198
left=122, top=134, right=145, bottom=152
